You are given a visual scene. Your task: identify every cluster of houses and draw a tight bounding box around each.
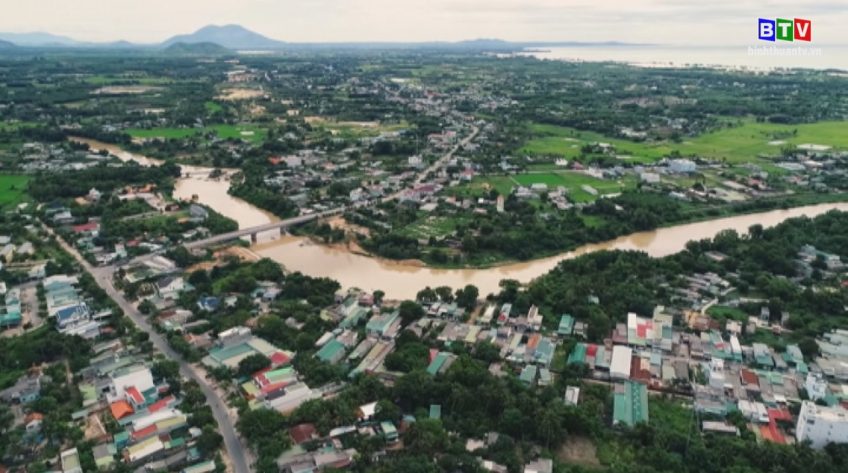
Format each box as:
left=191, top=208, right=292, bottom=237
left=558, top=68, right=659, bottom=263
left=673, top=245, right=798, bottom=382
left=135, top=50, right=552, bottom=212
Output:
left=15, top=142, right=112, bottom=173
left=0, top=228, right=47, bottom=283
left=563, top=299, right=848, bottom=447
left=2, top=337, right=216, bottom=472
left=198, top=325, right=319, bottom=416
left=0, top=286, right=22, bottom=329
left=44, top=274, right=110, bottom=339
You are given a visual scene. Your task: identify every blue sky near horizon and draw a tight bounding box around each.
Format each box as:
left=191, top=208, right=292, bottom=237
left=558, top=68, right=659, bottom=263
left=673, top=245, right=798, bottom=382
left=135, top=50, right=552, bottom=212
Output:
left=1, top=0, right=846, bottom=46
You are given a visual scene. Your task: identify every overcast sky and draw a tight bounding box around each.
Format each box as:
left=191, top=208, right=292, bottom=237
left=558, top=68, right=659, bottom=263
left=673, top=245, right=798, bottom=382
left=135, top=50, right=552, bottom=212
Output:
left=1, top=0, right=845, bottom=45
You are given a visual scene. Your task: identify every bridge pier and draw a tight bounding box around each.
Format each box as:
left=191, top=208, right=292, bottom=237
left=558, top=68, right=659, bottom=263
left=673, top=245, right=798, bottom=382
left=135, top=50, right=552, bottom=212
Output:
left=250, top=233, right=258, bottom=244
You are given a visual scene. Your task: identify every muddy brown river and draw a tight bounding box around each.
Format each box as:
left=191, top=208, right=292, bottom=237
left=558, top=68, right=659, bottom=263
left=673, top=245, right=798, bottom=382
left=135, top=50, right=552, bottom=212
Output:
left=74, top=138, right=848, bottom=299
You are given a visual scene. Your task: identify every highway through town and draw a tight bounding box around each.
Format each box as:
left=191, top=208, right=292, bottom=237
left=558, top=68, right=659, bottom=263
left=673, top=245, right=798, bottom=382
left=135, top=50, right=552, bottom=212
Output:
left=44, top=224, right=252, bottom=473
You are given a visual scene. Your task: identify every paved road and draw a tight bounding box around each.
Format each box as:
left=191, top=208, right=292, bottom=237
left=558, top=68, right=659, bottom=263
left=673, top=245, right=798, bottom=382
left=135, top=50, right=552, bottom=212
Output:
left=182, top=207, right=344, bottom=250
left=44, top=224, right=252, bottom=473
left=383, top=124, right=480, bottom=203
left=128, top=124, right=480, bottom=256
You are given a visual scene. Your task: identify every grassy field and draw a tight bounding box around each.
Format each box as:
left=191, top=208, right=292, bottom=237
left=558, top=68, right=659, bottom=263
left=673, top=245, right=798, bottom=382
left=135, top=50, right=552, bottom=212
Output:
left=515, top=171, right=630, bottom=202
left=398, top=215, right=464, bottom=239
left=207, top=124, right=266, bottom=143
left=521, top=123, right=669, bottom=162
left=127, top=127, right=198, bottom=139
left=204, top=101, right=223, bottom=113
left=0, top=175, right=29, bottom=209
left=127, top=124, right=266, bottom=144
left=0, top=120, right=37, bottom=132
left=455, top=171, right=629, bottom=203
left=454, top=176, right=515, bottom=197
left=521, top=120, right=848, bottom=164
left=84, top=75, right=172, bottom=85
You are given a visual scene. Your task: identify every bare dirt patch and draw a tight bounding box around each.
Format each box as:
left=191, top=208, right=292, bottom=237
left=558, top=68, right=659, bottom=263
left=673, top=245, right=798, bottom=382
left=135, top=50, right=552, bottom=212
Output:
left=93, top=85, right=161, bottom=95
left=557, top=435, right=602, bottom=469
left=217, top=88, right=265, bottom=101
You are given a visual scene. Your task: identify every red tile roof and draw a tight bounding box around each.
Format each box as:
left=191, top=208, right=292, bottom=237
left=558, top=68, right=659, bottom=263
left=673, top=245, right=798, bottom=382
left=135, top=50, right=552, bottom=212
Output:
left=289, top=423, right=317, bottom=445
left=261, top=381, right=289, bottom=395
left=270, top=351, right=291, bottom=366
left=527, top=334, right=541, bottom=350
left=131, top=424, right=157, bottom=441
left=110, top=401, right=134, bottom=420
left=126, top=386, right=144, bottom=405
left=147, top=396, right=174, bottom=413
left=72, top=222, right=99, bottom=233
left=740, top=369, right=759, bottom=386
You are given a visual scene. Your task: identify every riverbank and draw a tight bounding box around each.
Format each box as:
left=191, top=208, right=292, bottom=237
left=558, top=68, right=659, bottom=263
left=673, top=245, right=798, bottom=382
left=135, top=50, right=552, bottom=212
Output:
left=378, top=191, right=848, bottom=270
left=67, top=137, right=848, bottom=299
left=254, top=202, right=848, bottom=299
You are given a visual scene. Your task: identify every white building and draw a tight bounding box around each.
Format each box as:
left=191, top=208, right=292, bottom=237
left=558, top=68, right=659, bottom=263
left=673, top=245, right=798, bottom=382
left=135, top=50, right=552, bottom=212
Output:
left=805, top=372, right=829, bottom=401
left=640, top=172, right=660, bottom=184
left=796, top=401, right=848, bottom=448
left=107, top=365, right=155, bottom=403
left=668, top=159, right=697, bottom=174
left=709, top=358, right=726, bottom=390
left=610, top=345, right=633, bottom=380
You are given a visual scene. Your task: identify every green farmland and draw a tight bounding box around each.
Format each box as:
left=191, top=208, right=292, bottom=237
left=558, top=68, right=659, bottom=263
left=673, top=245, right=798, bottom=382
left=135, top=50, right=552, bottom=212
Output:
left=521, top=120, right=848, bottom=164
left=126, top=124, right=266, bottom=144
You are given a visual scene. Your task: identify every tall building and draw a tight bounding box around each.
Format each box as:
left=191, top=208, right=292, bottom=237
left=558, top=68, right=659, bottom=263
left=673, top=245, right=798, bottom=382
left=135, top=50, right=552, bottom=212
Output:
left=796, top=401, right=848, bottom=448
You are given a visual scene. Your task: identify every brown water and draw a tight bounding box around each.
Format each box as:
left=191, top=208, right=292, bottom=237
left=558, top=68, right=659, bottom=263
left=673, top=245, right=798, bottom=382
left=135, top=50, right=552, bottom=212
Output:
left=71, top=138, right=848, bottom=299
left=254, top=203, right=848, bottom=299
left=72, top=138, right=279, bottom=240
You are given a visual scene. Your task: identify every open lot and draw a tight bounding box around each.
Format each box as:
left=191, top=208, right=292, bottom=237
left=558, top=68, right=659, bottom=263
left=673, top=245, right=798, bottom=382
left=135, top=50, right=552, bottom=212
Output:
left=513, top=171, right=628, bottom=202
left=0, top=174, right=29, bottom=209
left=454, top=170, right=629, bottom=203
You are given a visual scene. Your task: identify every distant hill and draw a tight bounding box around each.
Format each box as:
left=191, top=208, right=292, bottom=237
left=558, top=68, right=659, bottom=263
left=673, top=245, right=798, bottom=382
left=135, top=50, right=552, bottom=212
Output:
left=164, top=42, right=231, bottom=56
left=161, top=24, right=285, bottom=50
left=0, top=39, right=16, bottom=48
left=0, top=31, right=79, bottom=47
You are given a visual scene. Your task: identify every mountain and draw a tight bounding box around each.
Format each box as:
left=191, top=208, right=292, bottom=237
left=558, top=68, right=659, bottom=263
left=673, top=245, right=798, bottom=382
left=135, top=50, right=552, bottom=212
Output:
left=161, top=24, right=285, bottom=50
left=164, top=42, right=231, bottom=56
left=0, top=39, right=16, bottom=48
left=0, top=31, right=79, bottom=47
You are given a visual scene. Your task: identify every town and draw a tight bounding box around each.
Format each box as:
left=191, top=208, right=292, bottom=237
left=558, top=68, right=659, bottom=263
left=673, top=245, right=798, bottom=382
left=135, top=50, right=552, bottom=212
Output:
left=1, top=14, right=848, bottom=473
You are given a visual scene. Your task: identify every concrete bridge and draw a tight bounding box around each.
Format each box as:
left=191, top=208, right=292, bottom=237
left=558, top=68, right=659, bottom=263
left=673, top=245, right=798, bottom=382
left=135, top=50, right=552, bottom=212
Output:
left=182, top=207, right=344, bottom=249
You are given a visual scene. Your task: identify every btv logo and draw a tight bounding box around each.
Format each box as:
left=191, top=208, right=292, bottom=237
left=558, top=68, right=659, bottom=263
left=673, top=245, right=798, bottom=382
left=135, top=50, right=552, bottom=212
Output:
left=759, top=18, right=812, bottom=42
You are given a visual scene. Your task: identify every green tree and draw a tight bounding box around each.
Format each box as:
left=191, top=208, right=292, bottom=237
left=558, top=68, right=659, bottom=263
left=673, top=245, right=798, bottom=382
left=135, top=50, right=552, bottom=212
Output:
left=398, top=300, right=425, bottom=326
left=237, top=353, right=271, bottom=378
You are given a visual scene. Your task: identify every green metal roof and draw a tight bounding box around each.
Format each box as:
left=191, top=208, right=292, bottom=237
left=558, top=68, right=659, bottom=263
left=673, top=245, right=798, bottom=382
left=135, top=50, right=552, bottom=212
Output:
left=316, top=339, right=346, bottom=363
left=558, top=314, right=575, bottom=335
left=520, top=365, right=537, bottom=384
left=427, top=352, right=449, bottom=375
left=567, top=343, right=587, bottom=365
left=429, top=404, right=441, bottom=420
left=613, top=381, right=649, bottom=426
